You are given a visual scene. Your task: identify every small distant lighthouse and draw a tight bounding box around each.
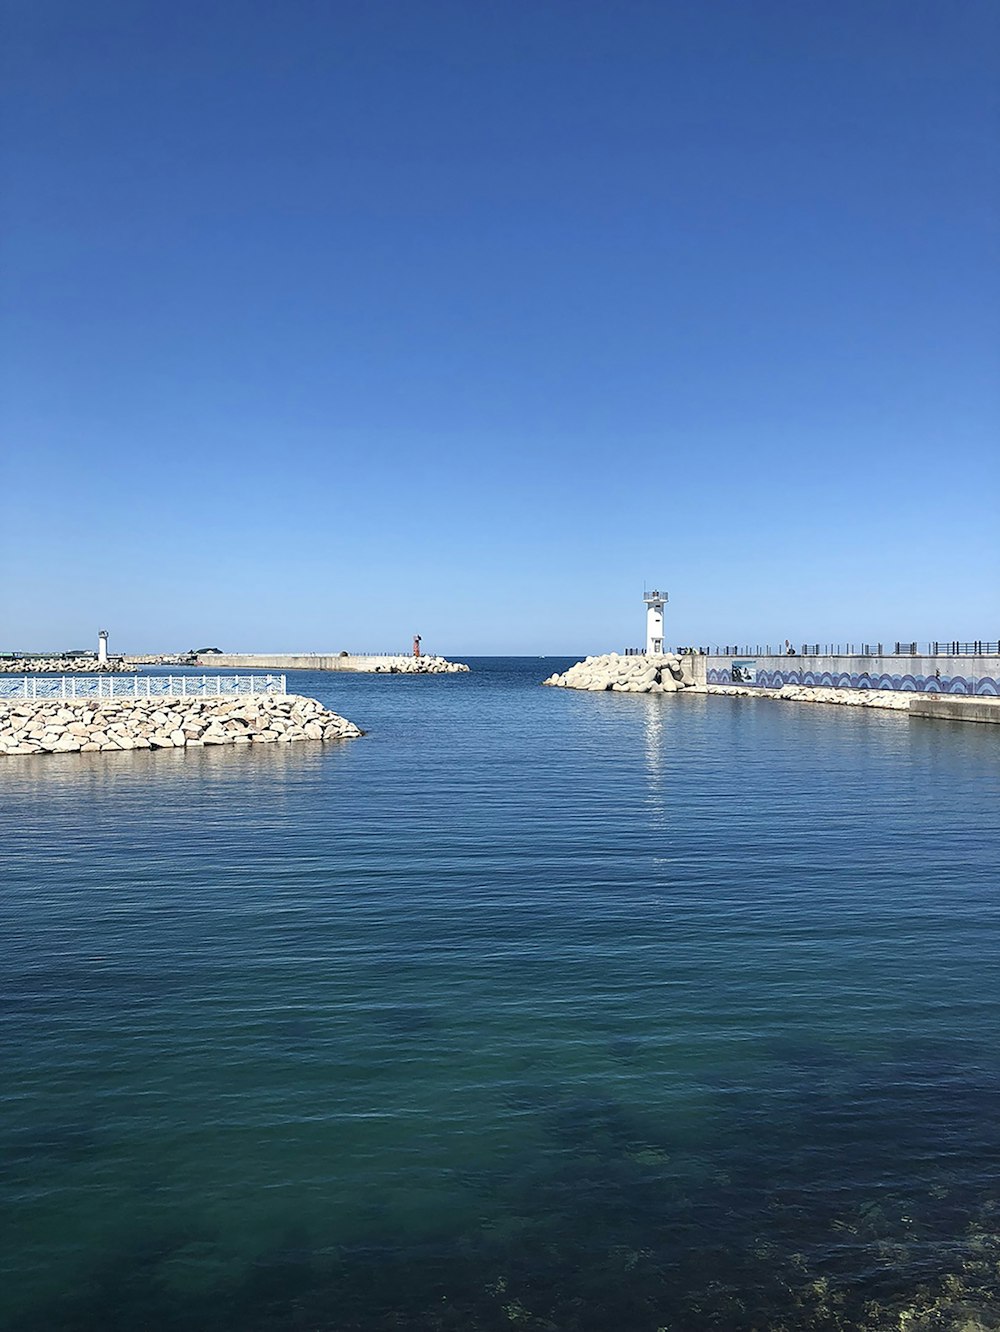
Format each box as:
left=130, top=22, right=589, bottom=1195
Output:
left=643, top=590, right=667, bottom=655
left=97, top=629, right=109, bottom=667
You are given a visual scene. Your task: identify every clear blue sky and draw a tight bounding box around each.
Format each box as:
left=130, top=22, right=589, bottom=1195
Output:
left=2, top=1, right=997, bottom=654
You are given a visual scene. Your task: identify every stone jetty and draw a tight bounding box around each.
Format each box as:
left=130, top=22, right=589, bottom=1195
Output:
left=372, top=655, right=469, bottom=674
left=543, top=652, right=698, bottom=692
left=0, top=656, right=132, bottom=674
left=708, top=682, right=911, bottom=710
left=196, top=652, right=470, bottom=673
left=0, top=694, right=362, bottom=756
left=543, top=656, right=916, bottom=714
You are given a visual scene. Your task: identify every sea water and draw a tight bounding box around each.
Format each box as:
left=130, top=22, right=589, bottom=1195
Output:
left=2, top=658, right=999, bottom=1330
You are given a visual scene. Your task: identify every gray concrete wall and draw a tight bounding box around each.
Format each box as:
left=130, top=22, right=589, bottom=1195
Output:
left=910, top=696, right=1000, bottom=724
left=196, top=654, right=402, bottom=671
left=701, top=653, right=1000, bottom=696
left=685, top=654, right=708, bottom=686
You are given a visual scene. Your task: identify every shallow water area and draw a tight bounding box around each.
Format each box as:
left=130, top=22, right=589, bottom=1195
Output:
left=2, top=659, right=999, bottom=1330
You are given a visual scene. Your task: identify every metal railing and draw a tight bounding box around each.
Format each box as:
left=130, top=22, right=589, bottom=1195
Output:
left=692, top=642, right=1000, bottom=658
left=929, top=641, right=1000, bottom=656
left=0, top=674, right=287, bottom=701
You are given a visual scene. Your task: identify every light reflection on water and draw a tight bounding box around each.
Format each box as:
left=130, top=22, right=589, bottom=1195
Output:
left=1, top=659, right=999, bottom=1330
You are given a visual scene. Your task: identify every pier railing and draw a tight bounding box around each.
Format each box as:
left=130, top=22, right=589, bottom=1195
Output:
left=687, top=642, right=1000, bottom=658
left=0, top=674, right=287, bottom=701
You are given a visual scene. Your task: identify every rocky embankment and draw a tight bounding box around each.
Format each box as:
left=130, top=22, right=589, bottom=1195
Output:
left=0, top=694, right=362, bottom=756
left=708, top=682, right=911, bottom=710
left=542, top=656, right=915, bottom=712
left=543, top=652, right=698, bottom=692
left=372, top=656, right=469, bottom=674
left=0, top=656, right=132, bottom=674
left=124, top=654, right=197, bottom=666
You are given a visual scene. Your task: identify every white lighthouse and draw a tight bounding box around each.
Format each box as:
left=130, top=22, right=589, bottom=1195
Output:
left=643, top=589, right=667, bottom=655
left=97, top=629, right=109, bottom=667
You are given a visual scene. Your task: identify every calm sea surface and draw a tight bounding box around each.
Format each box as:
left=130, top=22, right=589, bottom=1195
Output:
left=2, top=658, right=999, bottom=1331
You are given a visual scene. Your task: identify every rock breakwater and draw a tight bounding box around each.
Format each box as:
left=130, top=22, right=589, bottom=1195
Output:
left=708, top=682, right=911, bottom=710
left=542, top=656, right=915, bottom=712
left=193, top=653, right=471, bottom=673
left=0, top=656, right=131, bottom=674
left=124, top=653, right=197, bottom=666
left=543, top=652, right=698, bottom=692
left=0, top=694, right=362, bottom=756
left=373, top=656, right=469, bottom=674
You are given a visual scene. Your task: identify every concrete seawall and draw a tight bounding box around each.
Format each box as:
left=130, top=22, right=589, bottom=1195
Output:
left=200, top=654, right=389, bottom=671
left=547, top=653, right=1000, bottom=723
left=909, top=696, right=1000, bottom=725
left=701, top=653, right=1000, bottom=697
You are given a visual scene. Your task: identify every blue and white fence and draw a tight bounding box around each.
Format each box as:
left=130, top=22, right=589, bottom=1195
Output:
left=0, top=674, right=287, bottom=701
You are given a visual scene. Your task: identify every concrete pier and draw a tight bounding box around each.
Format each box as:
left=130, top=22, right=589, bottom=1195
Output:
left=699, top=652, right=1000, bottom=698
left=909, top=695, right=1000, bottom=725
left=199, top=653, right=391, bottom=671
left=196, top=653, right=469, bottom=674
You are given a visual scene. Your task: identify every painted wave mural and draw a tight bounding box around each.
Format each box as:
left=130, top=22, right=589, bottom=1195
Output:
left=707, top=668, right=1000, bottom=696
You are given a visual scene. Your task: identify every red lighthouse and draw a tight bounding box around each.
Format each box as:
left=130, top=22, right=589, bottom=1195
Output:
left=413, top=634, right=422, bottom=658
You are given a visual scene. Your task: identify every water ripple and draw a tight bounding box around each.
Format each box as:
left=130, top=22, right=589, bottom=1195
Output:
left=2, top=659, right=999, bottom=1329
